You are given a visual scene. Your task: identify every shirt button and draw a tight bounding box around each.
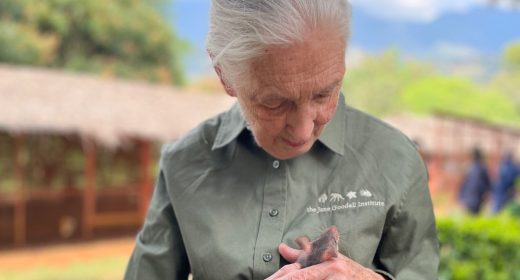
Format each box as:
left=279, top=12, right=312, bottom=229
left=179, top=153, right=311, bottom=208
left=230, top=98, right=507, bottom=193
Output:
left=272, top=160, right=280, bottom=169
left=263, top=252, right=273, bottom=262
left=269, top=209, right=279, bottom=217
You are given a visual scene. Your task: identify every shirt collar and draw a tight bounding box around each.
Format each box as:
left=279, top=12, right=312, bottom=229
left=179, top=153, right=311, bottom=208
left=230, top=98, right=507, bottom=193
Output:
left=318, top=92, right=346, bottom=156
left=211, top=93, right=346, bottom=156
left=212, top=102, right=247, bottom=150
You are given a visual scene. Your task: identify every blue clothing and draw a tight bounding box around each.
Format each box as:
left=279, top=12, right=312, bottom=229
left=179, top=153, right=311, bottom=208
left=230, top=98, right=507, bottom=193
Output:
left=458, top=161, right=491, bottom=214
left=492, top=156, right=519, bottom=213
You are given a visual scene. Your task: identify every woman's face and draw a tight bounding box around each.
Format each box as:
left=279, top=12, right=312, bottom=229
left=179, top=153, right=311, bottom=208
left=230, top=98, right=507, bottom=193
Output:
left=236, top=31, right=346, bottom=160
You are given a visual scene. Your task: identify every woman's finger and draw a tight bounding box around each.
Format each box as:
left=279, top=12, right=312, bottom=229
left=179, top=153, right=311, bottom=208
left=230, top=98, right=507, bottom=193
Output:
left=265, top=263, right=302, bottom=280
left=278, top=243, right=303, bottom=263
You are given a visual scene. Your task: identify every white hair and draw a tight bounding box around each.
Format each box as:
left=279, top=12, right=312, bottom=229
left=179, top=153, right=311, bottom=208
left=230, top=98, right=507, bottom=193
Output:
left=207, top=0, right=352, bottom=88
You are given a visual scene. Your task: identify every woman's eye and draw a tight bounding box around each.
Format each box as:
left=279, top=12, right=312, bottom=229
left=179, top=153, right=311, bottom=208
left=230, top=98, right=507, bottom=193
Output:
left=263, top=101, right=284, bottom=110
left=314, top=94, right=330, bottom=102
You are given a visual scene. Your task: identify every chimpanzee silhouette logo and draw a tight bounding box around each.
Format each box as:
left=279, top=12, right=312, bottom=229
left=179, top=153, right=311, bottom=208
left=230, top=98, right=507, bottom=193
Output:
left=329, top=193, right=345, bottom=202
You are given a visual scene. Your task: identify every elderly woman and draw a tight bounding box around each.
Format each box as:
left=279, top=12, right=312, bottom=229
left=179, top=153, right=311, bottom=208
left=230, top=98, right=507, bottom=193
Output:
left=125, top=1, right=439, bottom=279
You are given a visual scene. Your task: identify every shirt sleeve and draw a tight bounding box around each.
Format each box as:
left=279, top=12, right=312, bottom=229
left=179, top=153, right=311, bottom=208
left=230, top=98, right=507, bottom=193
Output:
left=124, top=168, right=190, bottom=280
left=374, top=162, right=440, bottom=280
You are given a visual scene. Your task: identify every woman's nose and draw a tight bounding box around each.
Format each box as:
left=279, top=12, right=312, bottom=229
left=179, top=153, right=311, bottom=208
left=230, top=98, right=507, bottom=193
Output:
left=286, top=105, right=316, bottom=142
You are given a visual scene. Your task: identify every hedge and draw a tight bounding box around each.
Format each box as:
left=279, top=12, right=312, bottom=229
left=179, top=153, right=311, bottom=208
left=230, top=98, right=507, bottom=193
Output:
left=437, top=205, right=520, bottom=280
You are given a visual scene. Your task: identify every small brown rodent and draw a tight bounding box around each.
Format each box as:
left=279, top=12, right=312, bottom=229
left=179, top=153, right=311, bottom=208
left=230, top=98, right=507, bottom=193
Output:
left=295, top=226, right=339, bottom=268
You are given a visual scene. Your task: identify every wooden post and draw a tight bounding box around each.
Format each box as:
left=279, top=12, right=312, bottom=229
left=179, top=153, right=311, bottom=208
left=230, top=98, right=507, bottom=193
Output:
left=82, top=138, right=96, bottom=239
left=433, top=116, right=444, bottom=192
left=138, top=140, right=152, bottom=222
left=13, top=134, right=26, bottom=246
left=456, top=120, right=469, bottom=185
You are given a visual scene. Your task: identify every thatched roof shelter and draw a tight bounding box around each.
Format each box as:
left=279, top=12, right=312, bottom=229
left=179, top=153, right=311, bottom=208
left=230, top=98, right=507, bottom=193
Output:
left=0, top=64, right=236, bottom=246
left=384, top=113, right=520, bottom=156
left=0, top=64, right=234, bottom=147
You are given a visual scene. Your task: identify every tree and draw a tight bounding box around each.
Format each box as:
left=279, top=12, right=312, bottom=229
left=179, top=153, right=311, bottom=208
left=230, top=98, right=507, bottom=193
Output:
left=0, top=0, right=187, bottom=84
left=401, top=76, right=520, bottom=128
left=503, top=42, right=520, bottom=72
left=342, top=50, right=433, bottom=117
left=343, top=48, right=520, bottom=126
left=490, top=42, right=520, bottom=112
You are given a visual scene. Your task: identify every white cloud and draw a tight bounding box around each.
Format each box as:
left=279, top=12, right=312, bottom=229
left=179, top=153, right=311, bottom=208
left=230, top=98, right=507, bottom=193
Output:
left=349, top=0, right=487, bottom=22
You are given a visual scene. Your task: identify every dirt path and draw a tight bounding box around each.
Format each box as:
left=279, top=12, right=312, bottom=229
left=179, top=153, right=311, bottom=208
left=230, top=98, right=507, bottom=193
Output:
left=0, top=237, right=135, bottom=270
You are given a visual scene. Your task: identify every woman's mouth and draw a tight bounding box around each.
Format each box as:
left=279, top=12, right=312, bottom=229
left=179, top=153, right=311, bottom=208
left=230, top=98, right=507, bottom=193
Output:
left=283, top=138, right=307, bottom=148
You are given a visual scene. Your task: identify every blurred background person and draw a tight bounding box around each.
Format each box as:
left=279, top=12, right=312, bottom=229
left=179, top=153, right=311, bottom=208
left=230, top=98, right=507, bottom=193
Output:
left=458, top=147, right=492, bottom=215
left=492, top=152, right=519, bottom=213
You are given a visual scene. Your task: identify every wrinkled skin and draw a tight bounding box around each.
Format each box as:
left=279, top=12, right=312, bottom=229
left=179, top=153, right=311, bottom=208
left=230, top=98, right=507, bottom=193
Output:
left=266, top=237, right=385, bottom=280
left=215, top=28, right=345, bottom=160
left=215, top=25, right=385, bottom=280
left=266, top=224, right=385, bottom=280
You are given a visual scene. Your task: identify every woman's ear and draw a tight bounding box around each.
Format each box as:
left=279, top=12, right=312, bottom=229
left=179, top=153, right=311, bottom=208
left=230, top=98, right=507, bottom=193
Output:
left=213, top=64, right=237, bottom=97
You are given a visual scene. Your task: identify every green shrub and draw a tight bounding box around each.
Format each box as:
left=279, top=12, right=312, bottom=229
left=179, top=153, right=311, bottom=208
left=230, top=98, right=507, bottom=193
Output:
left=437, top=210, right=520, bottom=280
left=0, top=0, right=187, bottom=85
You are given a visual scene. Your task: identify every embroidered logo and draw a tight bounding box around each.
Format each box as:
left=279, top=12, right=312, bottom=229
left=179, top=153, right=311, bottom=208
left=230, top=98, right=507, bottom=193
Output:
left=360, top=190, right=372, bottom=197
left=346, top=191, right=357, bottom=200
left=318, top=193, right=328, bottom=203
left=329, top=193, right=345, bottom=202
left=306, top=188, right=385, bottom=214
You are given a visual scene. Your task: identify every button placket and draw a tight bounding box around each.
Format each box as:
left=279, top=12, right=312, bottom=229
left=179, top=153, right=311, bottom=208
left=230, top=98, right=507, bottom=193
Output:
left=252, top=158, right=287, bottom=279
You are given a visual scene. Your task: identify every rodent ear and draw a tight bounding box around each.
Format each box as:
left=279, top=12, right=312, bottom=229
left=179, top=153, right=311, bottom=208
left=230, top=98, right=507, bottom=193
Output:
left=295, top=236, right=312, bottom=252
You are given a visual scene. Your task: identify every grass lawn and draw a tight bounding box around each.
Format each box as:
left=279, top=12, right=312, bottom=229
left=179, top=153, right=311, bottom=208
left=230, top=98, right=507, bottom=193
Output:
left=0, top=256, right=128, bottom=280
left=0, top=238, right=134, bottom=280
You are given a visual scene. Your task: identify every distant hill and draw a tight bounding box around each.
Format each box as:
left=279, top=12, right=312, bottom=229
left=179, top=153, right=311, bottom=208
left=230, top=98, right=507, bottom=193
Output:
left=165, top=2, right=520, bottom=78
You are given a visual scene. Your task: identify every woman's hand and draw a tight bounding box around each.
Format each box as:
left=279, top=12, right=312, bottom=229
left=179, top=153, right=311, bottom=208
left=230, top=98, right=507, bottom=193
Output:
left=265, top=243, right=385, bottom=280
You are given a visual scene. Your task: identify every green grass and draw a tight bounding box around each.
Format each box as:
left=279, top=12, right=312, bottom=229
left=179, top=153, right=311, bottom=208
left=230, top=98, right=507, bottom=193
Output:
left=0, top=256, right=128, bottom=280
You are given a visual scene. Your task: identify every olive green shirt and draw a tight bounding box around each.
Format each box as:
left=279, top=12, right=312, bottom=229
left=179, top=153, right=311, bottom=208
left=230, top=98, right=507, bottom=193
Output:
left=125, top=94, right=439, bottom=280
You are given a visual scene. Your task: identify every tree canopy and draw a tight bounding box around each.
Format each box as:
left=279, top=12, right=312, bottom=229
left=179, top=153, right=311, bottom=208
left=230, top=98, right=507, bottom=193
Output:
left=491, top=41, right=520, bottom=113
left=343, top=50, right=433, bottom=117
left=343, top=47, right=520, bottom=129
left=0, top=0, right=187, bottom=84
left=503, top=42, right=520, bottom=72
left=400, top=76, right=520, bottom=128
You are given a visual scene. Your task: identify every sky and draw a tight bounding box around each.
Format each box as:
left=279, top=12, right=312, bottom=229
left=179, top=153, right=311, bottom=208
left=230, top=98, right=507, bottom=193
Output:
left=165, top=0, right=520, bottom=79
